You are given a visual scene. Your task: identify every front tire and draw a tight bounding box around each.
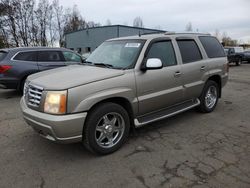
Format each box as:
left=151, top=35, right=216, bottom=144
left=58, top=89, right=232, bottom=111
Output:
left=83, top=102, right=130, bottom=155
left=197, top=80, right=219, bottom=113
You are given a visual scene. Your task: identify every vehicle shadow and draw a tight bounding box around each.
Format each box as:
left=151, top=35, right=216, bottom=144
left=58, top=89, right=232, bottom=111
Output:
left=0, top=89, right=22, bottom=99
left=32, top=109, right=198, bottom=160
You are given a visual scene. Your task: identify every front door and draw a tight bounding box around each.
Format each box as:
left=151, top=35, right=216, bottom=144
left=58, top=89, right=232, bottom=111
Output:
left=135, top=40, right=184, bottom=116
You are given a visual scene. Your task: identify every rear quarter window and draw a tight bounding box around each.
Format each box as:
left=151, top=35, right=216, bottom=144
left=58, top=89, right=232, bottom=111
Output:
left=0, top=51, right=7, bottom=61
left=199, top=36, right=225, bottom=58
left=13, top=51, right=37, bottom=61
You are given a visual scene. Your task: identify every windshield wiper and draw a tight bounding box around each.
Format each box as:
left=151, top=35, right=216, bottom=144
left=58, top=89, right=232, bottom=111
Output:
left=82, top=60, right=93, bottom=64
left=93, top=63, right=114, bottom=68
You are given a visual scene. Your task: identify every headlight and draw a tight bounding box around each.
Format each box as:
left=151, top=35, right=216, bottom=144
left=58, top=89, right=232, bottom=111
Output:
left=44, top=91, right=67, bottom=114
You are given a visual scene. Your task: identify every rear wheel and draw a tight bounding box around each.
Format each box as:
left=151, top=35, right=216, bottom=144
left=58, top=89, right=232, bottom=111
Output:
left=197, top=80, right=219, bottom=113
left=83, top=103, right=130, bottom=155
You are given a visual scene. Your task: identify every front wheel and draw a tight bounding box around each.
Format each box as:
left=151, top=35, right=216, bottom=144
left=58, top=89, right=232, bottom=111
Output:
left=83, top=103, right=130, bottom=155
left=197, top=80, right=219, bottom=113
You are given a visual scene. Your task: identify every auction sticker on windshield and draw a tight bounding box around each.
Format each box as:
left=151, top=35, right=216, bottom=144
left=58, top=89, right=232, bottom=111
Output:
left=125, top=43, right=141, bottom=48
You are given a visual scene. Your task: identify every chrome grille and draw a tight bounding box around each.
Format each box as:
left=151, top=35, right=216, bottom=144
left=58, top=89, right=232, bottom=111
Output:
left=26, top=84, right=43, bottom=107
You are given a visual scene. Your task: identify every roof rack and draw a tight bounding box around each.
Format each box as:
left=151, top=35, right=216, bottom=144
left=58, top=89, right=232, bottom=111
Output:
left=164, top=31, right=211, bottom=35
left=139, top=31, right=166, bottom=36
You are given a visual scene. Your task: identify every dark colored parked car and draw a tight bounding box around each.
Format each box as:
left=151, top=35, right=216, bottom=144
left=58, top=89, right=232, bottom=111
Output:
left=0, top=47, right=83, bottom=91
left=224, top=47, right=244, bottom=66
left=243, top=50, right=250, bottom=63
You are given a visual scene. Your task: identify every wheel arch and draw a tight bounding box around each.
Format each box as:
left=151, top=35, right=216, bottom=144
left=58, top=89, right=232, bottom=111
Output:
left=86, top=97, right=135, bottom=130
left=207, top=75, right=222, bottom=98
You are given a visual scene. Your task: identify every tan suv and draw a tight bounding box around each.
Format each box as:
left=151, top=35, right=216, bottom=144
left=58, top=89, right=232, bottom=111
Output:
left=20, top=33, right=228, bottom=154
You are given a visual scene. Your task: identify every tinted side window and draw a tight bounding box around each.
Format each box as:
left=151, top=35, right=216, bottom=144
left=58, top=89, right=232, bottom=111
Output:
left=199, top=36, right=225, bottom=58
left=147, top=41, right=177, bottom=67
left=177, top=40, right=202, bottom=63
left=63, top=51, right=82, bottom=63
left=38, top=51, right=64, bottom=62
left=13, top=51, right=37, bottom=61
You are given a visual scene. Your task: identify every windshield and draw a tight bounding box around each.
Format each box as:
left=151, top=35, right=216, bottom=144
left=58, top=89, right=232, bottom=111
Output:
left=0, top=51, right=7, bottom=61
left=235, top=47, right=244, bottom=53
left=224, top=49, right=229, bottom=55
left=86, top=40, right=145, bottom=69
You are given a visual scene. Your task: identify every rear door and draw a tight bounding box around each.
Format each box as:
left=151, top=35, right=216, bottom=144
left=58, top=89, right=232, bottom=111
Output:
left=37, top=50, right=66, bottom=71
left=176, top=38, right=208, bottom=100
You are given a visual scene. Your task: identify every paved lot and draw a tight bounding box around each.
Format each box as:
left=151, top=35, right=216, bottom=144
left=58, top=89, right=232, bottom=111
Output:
left=1, top=64, right=250, bottom=188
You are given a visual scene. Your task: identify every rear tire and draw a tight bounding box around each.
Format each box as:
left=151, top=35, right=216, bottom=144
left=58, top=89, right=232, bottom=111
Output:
left=197, top=80, right=219, bottom=113
left=83, top=102, right=130, bottom=155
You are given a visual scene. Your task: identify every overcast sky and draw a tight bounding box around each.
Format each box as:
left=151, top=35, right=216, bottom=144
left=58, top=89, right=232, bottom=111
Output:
left=58, top=0, right=250, bottom=43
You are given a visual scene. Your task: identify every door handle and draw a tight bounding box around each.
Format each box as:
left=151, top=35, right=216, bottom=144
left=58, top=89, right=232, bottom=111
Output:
left=174, top=71, right=182, bottom=77
left=200, top=66, right=206, bottom=71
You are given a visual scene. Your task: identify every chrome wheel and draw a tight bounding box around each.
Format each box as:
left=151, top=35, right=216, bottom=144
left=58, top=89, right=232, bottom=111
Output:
left=95, top=112, right=125, bottom=148
left=205, top=85, right=217, bottom=109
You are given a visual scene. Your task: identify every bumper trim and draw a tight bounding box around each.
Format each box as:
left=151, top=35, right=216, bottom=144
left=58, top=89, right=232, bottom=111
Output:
left=23, top=115, right=83, bottom=143
left=20, top=97, right=87, bottom=144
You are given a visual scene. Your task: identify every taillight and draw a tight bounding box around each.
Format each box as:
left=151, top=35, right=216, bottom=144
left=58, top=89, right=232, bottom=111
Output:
left=0, top=65, right=12, bottom=73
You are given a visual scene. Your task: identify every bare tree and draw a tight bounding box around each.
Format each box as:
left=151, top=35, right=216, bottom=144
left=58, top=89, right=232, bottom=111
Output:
left=133, top=16, right=144, bottom=28
left=1, top=0, right=20, bottom=46
left=52, top=0, right=64, bottom=47
left=36, top=0, right=51, bottom=46
left=221, top=32, right=237, bottom=46
left=0, top=0, right=100, bottom=47
left=47, top=4, right=57, bottom=46
left=185, top=22, right=193, bottom=32
left=105, top=19, right=111, bottom=26
left=214, top=29, right=220, bottom=40
left=0, top=2, right=9, bottom=47
left=64, top=5, right=87, bottom=33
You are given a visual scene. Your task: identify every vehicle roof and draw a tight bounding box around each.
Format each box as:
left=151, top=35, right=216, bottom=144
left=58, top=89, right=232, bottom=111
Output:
left=108, top=32, right=212, bottom=41
left=0, top=47, right=70, bottom=53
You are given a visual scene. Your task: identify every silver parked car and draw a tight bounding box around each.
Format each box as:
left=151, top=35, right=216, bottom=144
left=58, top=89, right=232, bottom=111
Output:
left=20, top=33, right=228, bottom=154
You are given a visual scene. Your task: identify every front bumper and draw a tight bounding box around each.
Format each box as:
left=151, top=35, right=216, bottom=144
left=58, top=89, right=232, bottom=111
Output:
left=221, top=73, right=228, bottom=88
left=20, top=97, right=87, bottom=143
left=0, top=77, right=19, bottom=89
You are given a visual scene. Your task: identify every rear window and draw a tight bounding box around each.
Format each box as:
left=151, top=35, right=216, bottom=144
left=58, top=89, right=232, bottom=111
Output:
left=13, top=51, right=37, bottom=61
left=38, top=51, right=64, bottom=62
left=0, top=51, right=7, bottom=61
left=199, top=36, right=225, bottom=58
left=177, top=40, right=202, bottom=63
left=234, top=47, right=244, bottom=53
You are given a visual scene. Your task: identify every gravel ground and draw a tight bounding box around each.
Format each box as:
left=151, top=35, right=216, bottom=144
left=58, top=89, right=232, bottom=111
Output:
left=0, top=64, right=250, bottom=188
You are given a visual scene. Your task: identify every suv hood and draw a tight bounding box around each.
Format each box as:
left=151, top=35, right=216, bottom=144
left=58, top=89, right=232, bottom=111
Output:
left=28, top=65, right=125, bottom=90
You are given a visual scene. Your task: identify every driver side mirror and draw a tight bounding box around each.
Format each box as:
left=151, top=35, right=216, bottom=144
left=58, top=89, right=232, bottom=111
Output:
left=141, top=58, right=163, bottom=71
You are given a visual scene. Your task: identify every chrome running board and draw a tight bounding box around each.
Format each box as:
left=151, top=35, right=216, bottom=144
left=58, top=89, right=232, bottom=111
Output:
left=134, top=99, right=200, bottom=128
